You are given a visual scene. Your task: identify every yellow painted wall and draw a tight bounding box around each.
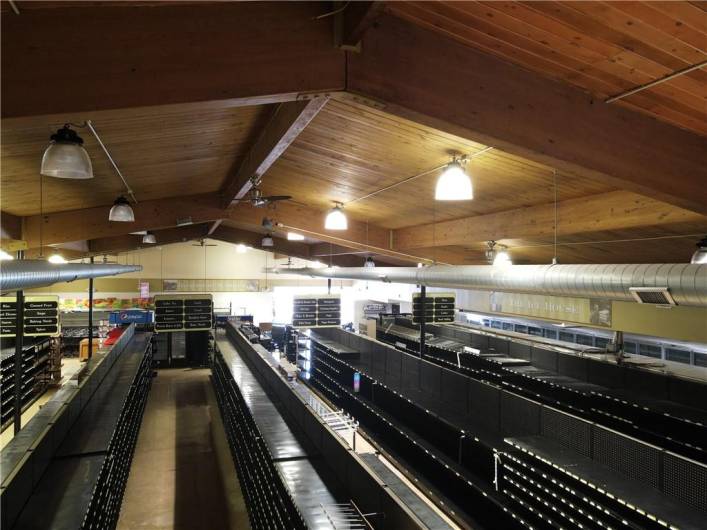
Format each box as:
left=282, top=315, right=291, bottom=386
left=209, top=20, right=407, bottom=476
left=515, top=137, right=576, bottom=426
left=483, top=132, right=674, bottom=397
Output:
left=456, top=289, right=707, bottom=343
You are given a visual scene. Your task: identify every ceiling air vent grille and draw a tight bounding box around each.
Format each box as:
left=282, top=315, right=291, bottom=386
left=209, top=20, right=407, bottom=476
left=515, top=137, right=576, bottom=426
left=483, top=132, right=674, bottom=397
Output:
left=629, top=287, right=676, bottom=306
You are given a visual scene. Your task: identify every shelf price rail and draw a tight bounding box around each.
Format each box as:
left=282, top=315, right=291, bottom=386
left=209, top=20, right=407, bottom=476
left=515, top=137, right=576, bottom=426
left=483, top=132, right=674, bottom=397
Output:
left=377, top=326, right=707, bottom=465
left=212, top=347, right=307, bottom=530
left=308, top=331, right=705, bottom=530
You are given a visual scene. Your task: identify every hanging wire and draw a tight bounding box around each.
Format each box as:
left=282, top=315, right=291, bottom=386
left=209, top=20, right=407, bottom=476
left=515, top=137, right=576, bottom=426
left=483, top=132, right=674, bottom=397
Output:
left=346, top=147, right=494, bottom=206
left=553, top=169, right=558, bottom=265
left=39, top=174, right=44, bottom=258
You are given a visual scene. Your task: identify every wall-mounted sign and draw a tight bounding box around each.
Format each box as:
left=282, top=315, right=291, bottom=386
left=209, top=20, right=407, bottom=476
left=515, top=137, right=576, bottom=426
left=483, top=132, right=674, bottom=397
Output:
left=292, top=294, right=341, bottom=328
left=412, top=292, right=455, bottom=324
left=0, top=295, right=61, bottom=337
left=489, top=292, right=612, bottom=328
left=139, top=281, right=150, bottom=298
left=154, top=294, right=212, bottom=332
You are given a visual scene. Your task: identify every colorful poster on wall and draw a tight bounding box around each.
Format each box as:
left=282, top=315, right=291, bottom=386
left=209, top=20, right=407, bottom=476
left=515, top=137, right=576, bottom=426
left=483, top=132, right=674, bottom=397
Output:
left=139, top=281, right=150, bottom=298
left=59, top=297, right=154, bottom=311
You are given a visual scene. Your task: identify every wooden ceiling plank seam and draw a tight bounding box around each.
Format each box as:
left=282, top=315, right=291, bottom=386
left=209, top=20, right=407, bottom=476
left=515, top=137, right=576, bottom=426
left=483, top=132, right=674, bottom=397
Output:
left=398, top=1, right=707, bottom=118
left=348, top=13, right=707, bottom=214
left=522, top=1, right=702, bottom=73
left=567, top=1, right=707, bottom=62
left=472, top=1, right=707, bottom=104
left=393, top=191, right=707, bottom=250
left=220, top=96, right=329, bottom=208
left=608, top=1, right=707, bottom=53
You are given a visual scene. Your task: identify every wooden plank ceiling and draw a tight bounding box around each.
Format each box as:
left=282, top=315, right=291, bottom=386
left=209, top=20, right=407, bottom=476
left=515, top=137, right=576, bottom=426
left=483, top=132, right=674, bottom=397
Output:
left=1, top=102, right=272, bottom=216
left=1, top=1, right=706, bottom=266
left=387, top=1, right=707, bottom=136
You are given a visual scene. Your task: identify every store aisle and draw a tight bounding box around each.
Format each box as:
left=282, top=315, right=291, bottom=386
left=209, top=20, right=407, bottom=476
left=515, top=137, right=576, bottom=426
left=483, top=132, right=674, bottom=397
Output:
left=117, top=368, right=249, bottom=530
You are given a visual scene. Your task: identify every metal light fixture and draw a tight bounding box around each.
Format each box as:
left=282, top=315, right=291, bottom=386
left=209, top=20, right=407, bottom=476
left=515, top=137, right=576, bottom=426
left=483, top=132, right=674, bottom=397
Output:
left=435, top=157, right=472, bottom=201
left=325, top=202, right=348, bottom=230
left=691, top=236, right=707, bottom=264
left=262, top=217, right=274, bottom=231
left=109, top=196, right=135, bottom=222
left=41, top=125, right=93, bottom=179
left=364, top=256, right=375, bottom=268
left=142, top=232, right=156, bottom=244
left=0, top=249, right=14, bottom=261
left=262, top=234, right=274, bottom=247
left=485, top=240, right=511, bottom=266
left=47, top=253, right=67, bottom=264
left=287, top=232, right=304, bottom=241
left=493, top=248, right=512, bottom=267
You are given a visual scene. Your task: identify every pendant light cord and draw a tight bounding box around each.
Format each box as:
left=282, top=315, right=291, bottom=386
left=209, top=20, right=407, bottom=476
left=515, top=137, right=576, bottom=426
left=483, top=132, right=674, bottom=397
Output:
left=39, top=174, right=44, bottom=258
left=553, top=169, right=558, bottom=265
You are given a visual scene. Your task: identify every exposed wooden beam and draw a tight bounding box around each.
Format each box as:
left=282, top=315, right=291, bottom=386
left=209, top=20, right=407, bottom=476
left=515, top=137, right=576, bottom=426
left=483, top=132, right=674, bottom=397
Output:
left=0, top=211, right=22, bottom=240
left=1, top=2, right=344, bottom=117
left=220, top=97, right=329, bottom=208
left=21, top=192, right=449, bottom=265
left=23, top=194, right=223, bottom=248
left=346, top=15, right=707, bottom=215
left=394, top=191, right=707, bottom=250
left=207, top=220, right=223, bottom=236
left=88, top=224, right=210, bottom=255
left=338, top=1, right=385, bottom=50
left=210, top=225, right=311, bottom=261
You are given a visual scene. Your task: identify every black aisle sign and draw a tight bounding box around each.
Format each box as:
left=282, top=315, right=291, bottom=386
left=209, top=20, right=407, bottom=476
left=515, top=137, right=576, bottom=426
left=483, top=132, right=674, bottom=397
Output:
left=412, top=292, right=456, bottom=324
left=292, top=294, right=341, bottom=328
left=0, top=296, right=60, bottom=337
left=154, top=294, right=212, bottom=332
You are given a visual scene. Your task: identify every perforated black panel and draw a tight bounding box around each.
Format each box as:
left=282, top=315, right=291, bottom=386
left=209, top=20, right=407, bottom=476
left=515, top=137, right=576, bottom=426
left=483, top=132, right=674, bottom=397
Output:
left=468, top=380, right=500, bottom=433
left=593, top=427, right=661, bottom=489
left=541, top=407, right=592, bottom=458
left=663, top=452, right=707, bottom=513
left=501, top=393, right=541, bottom=437
left=531, top=347, right=558, bottom=372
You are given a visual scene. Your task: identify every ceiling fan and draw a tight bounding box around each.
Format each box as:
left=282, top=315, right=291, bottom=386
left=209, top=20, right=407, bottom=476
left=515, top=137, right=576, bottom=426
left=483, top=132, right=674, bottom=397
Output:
left=233, top=181, right=292, bottom=208
left=192, top=239, right=217, bottom=247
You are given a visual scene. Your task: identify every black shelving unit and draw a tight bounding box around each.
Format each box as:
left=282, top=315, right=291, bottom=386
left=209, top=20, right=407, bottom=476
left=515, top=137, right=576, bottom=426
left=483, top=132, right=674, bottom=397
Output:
left=0, top=336, right=51, bottom=430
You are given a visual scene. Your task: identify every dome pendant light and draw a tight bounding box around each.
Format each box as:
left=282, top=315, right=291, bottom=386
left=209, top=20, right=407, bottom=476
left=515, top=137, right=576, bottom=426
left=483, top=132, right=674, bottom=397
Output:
left=48, top=253, right=67, bottom=264
left=325, top=202, right=348, bottom=230
left=109, top=196, right=135, bottom=222
left=435, top=157, right=472, bottom=201
left=364, top=256, right=375, bottom=268
left=262, top=234, right=274, bottom=247
left=142, top=231, right=157, bottom=244
left=41, top=124, right=94, bottom=179
left=691, top=236, right=707, bottom=264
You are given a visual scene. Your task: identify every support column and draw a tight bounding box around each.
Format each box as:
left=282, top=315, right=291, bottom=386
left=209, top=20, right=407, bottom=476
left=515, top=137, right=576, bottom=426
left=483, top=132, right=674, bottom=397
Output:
left=88, top=256, right=94, bottom=360
left=419, top=285, right=426, bottom=359
left=13, top=250, right=24, bottom=434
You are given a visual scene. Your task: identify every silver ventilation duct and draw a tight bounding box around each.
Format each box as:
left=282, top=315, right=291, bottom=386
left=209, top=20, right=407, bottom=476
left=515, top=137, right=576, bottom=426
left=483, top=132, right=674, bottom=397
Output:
left=278, top=264, right=707, bottom=308
left=0, top=260, right=142, bottom=291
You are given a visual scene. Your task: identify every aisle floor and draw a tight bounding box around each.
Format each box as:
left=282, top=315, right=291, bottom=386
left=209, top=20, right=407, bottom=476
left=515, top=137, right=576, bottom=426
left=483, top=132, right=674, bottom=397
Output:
left=117, top=368, right=249, bottom=530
